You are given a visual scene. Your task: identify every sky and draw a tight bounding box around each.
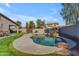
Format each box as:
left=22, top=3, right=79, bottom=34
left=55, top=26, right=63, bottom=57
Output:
left=0, top=3, right=65, bottom=26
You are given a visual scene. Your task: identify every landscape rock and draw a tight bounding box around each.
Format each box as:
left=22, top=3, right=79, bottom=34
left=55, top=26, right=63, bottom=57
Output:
left=56, top=42, right=71, bottom=55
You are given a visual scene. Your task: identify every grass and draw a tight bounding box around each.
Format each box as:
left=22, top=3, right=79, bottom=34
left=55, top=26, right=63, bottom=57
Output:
left=0, top=33, right=64, bottom=56
left=0, top=33, right=24, bottom=56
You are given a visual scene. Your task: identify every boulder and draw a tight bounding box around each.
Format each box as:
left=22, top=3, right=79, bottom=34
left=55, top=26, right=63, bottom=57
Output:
left=57, top=42, right=69, bottom=49
left=56, top=48, right=71, bottom=55
left=56, top=42, right=71, bottom=55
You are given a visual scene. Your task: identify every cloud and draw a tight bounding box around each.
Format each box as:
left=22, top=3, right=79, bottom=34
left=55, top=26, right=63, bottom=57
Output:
left=0, top=0, right=11, bottom=2
left=17, top=15, right=37, bottom=21
left=39, top=16, right=58, bottom=22
left=14, top=15, right=38, bottom=26
left=0, top=7, right=7, bottom=14
left=0, top=7, right=12, bottom=15
left=14, top=14, right=65, bottom=26
left=0, top=7, right=65, bottom=26
left=39, top=16, right=65, bottom=26
left=5, top=3, right=11, bottom=8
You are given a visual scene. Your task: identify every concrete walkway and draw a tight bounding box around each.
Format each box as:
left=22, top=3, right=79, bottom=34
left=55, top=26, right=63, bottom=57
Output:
left=13, top=34, right=62, bottom=54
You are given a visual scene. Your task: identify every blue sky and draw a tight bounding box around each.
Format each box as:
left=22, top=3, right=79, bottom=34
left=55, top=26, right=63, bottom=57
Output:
left=0, top=3, right=65, bottom=26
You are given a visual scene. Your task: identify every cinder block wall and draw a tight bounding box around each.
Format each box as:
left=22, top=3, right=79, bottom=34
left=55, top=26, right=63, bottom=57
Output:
left=59, top=25, right=79, bottom=43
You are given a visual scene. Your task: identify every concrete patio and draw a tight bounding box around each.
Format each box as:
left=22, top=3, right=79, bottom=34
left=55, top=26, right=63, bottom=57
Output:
left=13, top=34, right=64, bottom=55
left=12, top=34, right=77, bottom=55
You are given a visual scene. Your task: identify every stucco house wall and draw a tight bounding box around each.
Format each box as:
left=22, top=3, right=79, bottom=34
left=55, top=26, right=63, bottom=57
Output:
left=33, top=29, right=45, bottom=34
left=0, top=13, right=18, bottom=33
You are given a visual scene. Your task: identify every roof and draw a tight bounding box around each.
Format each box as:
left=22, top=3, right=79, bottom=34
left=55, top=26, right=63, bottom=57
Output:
left=47, top=22, right=59, bottom=25
left=0, top=13, right=17, bottom=25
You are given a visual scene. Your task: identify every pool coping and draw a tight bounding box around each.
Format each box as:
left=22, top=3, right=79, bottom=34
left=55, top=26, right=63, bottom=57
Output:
left=13, top=34, right=65, bottom=55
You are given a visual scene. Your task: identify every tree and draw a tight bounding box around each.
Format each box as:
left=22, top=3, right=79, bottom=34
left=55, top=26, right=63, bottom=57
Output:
left=27, top=21, right=35, bottom=33
left=41, top=20, right=46, bottom=27
left=36, top=19, right=42, bottom=28
left=61, top=3, right=79, bottom=25
left=28, top=21, right=35, bottom=29
left=26, top=22, right=28, bottom=28
left=52, top=22, right=59, bottom=25
left=16, top=21, right=22, bottom=28
left=36, top=19, right=46, bottom=28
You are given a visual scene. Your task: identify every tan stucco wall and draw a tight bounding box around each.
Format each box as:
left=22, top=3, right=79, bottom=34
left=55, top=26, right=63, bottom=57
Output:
left=21, top=28, right=26, bottom=33
left=33, top=29, right=45, bottom=34
left=0, top=16, right=18, bottom=33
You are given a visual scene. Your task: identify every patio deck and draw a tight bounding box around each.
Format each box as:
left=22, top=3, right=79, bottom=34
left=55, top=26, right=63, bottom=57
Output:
left=13, top=34, right=60, bottom=54
left=13, top=34, right=71, bottom=55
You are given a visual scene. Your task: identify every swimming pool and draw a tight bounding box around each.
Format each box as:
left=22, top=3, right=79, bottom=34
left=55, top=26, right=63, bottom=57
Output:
left=32, top=35, right=67, bottom=46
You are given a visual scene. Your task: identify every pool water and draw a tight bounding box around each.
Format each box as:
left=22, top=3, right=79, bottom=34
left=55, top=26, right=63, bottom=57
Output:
left=32, top=35, right=67, bottom=46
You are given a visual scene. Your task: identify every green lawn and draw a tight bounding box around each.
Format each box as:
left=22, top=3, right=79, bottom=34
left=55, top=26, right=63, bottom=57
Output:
left=0, top=33, right=24, bottom=56
left=0, top=33, right=64, bottom=56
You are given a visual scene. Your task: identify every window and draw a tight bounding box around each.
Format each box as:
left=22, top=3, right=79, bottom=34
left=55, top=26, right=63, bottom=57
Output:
left=1, top=24, right=3, bottom=29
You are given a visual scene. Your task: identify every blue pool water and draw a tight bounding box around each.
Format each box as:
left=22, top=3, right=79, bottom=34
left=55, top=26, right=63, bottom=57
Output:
left=32, top=36, right=67, bottom=46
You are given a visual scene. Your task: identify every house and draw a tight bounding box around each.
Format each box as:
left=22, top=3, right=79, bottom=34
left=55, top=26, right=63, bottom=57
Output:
left=46, top=22, right=59, bottom=29
left=0, top=13, right=19, bottom=34
left=33, top=28, right=45, bottom=35
left=21, top=27, right=27, bottom=33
